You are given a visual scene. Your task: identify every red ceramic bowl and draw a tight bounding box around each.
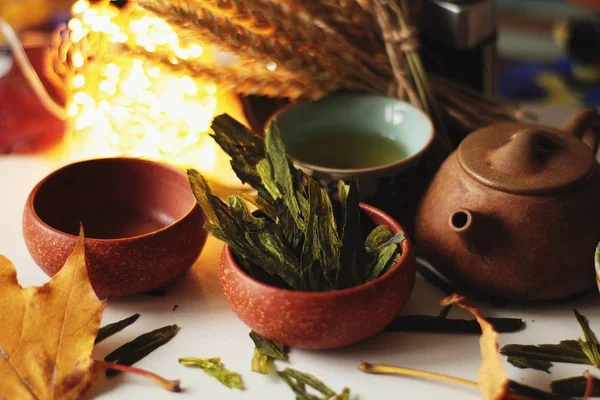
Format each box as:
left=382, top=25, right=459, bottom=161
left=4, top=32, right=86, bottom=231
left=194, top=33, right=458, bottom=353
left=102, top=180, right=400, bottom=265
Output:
left=23, top=157, right=207, bottom=297
left=220, top=203, right=416, bottom=349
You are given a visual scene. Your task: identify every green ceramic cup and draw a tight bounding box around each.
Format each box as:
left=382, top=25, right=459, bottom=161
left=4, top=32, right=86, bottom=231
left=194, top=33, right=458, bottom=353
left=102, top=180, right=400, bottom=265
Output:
left=273, top=93, right=434, bottom=222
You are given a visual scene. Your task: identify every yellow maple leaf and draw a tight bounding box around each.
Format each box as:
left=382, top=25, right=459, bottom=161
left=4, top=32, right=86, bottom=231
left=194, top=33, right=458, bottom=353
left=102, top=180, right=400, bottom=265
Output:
left=441, top=294, right=509, bottom=400
left=0, top=230, right=106, bottom=400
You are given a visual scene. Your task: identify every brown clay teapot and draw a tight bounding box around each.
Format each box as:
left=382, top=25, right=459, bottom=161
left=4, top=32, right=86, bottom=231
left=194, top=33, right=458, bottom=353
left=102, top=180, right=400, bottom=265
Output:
left=415, top=108, right=600, bottom=301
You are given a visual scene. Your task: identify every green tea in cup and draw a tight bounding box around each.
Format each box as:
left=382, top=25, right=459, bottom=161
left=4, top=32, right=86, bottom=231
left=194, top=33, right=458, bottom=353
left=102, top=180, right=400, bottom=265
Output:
left=272, top=93, right=434, bottom=230
left=290, top=130, right=408, bottom=170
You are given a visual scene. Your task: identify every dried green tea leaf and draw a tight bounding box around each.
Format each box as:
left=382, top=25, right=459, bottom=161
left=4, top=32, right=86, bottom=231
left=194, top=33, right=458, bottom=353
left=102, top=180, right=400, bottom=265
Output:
left=188, top=169, right=231, bottom=226
left=179, top=357, right=245, bottom=390
left=250, top=331, right=288, bottom=374
left=104, top=324, right=180, bottom=377
left=189, top=169, right=303, bottom=289
left=337, top=176, right=363, bottom=289
left=277, top=367, right=347, bottom=399
left=193, top=114, right=403, bottom=293
left=210, top=114, right=267, bottom=196
left=95, top=313, right=140, bottom=344
left=508, top=380, right=569, bottom=399
left=365, top=225, right=394, bottom=252
left=332, top=388, right=352, bottom=400
left=506, top=356, right=552, bottom=373
left=281, top=368, right=336, bottom=397
left=365, top=230, right=404, bottom=282
left=251, top=348, right=272, bottom=374
left=500, top=342, right=591, bottom=365
left=385, top=315, right=525, bottom=334
left=552, top=375, right=600, bottom=397
left=257, top=159, right=282, bottom=200
left=300, top=178, right=342, bottom=290
left=263, top=121, right=305, bottom=231
left=250, top=331, right=287, bottom=360
left=277, top=370, right=320, bottom=400
left=574, top=309, right=600, bottom=367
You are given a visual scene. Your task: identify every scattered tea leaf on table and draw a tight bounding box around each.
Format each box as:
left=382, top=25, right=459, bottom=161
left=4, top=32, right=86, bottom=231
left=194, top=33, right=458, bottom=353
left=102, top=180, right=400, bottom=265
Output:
left=0, top=230, right=106, bottom=400
left=506, top=356, right=552, bottom=373
left=96, top=313, right=141, bottom=344
left=552, top=374, right=600, bottom=397
left=507, top=380, right=570, bottom=399
left=277, top=367, right=349, bottom=399
left=250, top=331, right=288, bottom=374
left=278, top=370, right=320, bottom=400
left=501, top=342, right=591, bottom=365
left=251, top=348, right=272, bottom=375
left=574, top=309, right=600, bottom=367
left=385, top=315, right=525, bottom=334
left=179, top=357, right=245, bottom=389
left=441, top=294, right=509, bottom=400
left=333, top=387, right=352, bottom=400
left=104, top=324, right=180, bottom=377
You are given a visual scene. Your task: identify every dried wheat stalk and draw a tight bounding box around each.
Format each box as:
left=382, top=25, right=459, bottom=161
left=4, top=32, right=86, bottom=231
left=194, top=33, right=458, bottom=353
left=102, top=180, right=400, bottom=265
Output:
left=368, top=0, right=455, bottom=151
left=199, top=0, right=390, bottom=76
left=366, top=0, right=417, bottom=104
left=130, top=47, right=327, bottom=100
left=287, top=0, right=381, bottom=53
left=137, top=0, right=384, bottom=93
left=147, top=0, right=389, bottom=89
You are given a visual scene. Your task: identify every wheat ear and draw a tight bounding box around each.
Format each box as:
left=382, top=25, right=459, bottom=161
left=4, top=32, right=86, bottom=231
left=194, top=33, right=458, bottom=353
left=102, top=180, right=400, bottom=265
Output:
left=288, top=0, right=381, bottom=52
left=171, top=0, right=390, bottom=89
left=129, top=47, right=327, bottom=100
left=137, top=0, right=357, bottom=91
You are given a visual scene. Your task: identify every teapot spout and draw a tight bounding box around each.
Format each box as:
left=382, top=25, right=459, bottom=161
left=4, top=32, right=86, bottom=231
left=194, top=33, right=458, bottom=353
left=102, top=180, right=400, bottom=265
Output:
left=449, top=209, right=474, bottom=237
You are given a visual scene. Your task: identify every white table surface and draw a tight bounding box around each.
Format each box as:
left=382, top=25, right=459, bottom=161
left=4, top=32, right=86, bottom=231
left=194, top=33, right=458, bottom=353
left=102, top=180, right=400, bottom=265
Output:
left=2, top=105, right=600, bottom=400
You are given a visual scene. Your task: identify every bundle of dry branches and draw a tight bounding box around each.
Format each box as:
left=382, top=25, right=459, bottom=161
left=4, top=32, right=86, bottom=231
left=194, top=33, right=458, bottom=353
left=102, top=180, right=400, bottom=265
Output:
left=53, top=0, right=529, bottom=148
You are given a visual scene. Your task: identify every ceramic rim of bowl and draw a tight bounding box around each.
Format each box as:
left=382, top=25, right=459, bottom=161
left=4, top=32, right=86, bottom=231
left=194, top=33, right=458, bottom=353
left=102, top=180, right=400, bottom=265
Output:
left=222, top=202, right=413, bottom=298
left=28, top=157, right=199, bottom=243
left=267, top=97, right=435, bottom=175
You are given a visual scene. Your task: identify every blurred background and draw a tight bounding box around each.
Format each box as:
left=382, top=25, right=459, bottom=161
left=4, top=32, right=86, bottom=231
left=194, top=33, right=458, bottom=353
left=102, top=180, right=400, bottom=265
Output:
left=0, top=0, right=599, bottom=152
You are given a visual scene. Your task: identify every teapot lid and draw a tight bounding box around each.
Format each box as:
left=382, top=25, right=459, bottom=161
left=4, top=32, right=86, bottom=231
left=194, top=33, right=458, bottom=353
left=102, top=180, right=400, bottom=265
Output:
left=458, top=123, right=596, bottom=195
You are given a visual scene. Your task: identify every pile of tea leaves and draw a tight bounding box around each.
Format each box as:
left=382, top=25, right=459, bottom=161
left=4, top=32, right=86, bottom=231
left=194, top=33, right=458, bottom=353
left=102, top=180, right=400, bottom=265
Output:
left=188, top=114, right=404, bottom=291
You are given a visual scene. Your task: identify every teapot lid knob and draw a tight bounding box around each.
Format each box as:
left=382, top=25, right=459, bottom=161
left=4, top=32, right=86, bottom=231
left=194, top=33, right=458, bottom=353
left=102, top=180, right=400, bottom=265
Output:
left=458, top=122, right=596, bottom=195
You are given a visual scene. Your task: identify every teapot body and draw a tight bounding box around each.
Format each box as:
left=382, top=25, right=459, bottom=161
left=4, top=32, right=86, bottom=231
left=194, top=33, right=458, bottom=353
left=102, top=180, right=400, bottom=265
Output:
left=415, top=152, right=600, bottom=301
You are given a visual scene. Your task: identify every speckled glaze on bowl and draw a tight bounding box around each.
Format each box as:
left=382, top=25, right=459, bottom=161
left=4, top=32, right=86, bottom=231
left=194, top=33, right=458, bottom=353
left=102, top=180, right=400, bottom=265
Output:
left=219, top=203, right=416, bottom=349
left=23, top=157, right=207, bottom=297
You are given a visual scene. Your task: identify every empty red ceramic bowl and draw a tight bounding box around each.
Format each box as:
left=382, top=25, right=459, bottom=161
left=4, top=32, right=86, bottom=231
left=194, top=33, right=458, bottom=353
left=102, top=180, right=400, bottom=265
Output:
left=23, top=157, right=207, bottom=297
left=220, top=203, right=416, bottom=349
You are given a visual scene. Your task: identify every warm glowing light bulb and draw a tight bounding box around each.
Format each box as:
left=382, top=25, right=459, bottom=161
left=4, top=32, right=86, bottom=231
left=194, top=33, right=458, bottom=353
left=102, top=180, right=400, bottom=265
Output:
left=60, top=0, right=243, bottom=186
